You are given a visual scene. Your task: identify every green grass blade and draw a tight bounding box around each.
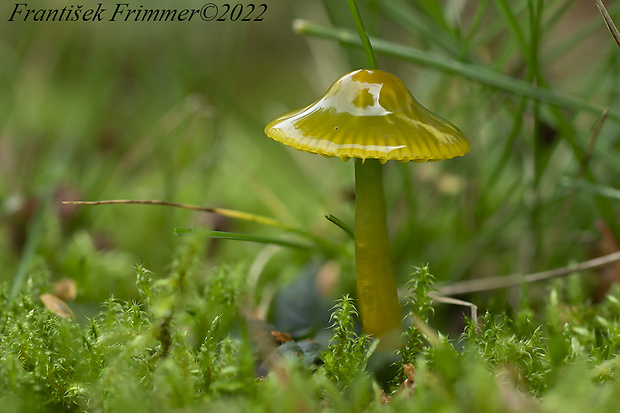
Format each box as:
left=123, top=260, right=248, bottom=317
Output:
left=463, top=0, right=490, bottom=46
left=174, top=228, right=315, bottom=250
left=564, top=179, right=620, bottom=201
left=415, top=0, right=450, bottom=30
left=10, top=205, right=45, bottom=300
left=346, top=0, right=377, bottom=69
left=377, top=0, right=461, bottom=57
left=491, top=0, right=528, bottom=57
left=325, top=214, right=354, bottom=239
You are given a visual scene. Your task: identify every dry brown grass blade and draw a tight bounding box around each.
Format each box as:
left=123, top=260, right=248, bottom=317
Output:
left=428, top=293, right=478, bottom=324
left=593, top=221, right=620, bottom=300
left=62, top=199, right=286, bottom=229
left=596, top=0, right=620, bottom=49
left=438, top=250, right=620, bottom=296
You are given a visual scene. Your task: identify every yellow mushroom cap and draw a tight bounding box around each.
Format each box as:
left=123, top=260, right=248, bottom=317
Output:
left=265, top=69, right=470, bottom=163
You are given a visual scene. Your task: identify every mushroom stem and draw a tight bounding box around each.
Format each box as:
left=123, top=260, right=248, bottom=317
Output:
left=354, top=158, right=401, bottom=344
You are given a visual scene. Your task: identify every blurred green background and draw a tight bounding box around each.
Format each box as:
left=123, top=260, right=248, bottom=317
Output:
left=2, top=0, right=620, bottom=322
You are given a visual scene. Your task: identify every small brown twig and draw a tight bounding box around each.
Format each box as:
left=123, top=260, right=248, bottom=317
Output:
left=437, top=250, right=620, bottom=296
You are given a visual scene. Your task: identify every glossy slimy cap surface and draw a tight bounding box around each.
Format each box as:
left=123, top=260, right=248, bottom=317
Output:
left=265, top=69, right=470, bottom=163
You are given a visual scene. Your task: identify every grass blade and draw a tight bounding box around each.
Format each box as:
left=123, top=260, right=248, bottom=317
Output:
left=596, top=0, right=620, bottom=49
left=174, top=228, right=315, bottom=250
left=377, top=0, right=461, bottom=56
left=325, top=214, right=354, bottom=239
left=564, top=179, right=620, bottom=201
left=10, top=204, right=45, bottom=300
left=491, top=0, right=528, bottom=57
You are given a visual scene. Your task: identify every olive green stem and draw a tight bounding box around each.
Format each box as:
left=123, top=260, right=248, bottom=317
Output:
left=354, top=158, right=401, bottom=344
left=346, top=0, right=378, bottom=70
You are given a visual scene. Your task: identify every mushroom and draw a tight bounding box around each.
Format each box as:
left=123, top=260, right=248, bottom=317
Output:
left=265, top=69, right=469, bottom=346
